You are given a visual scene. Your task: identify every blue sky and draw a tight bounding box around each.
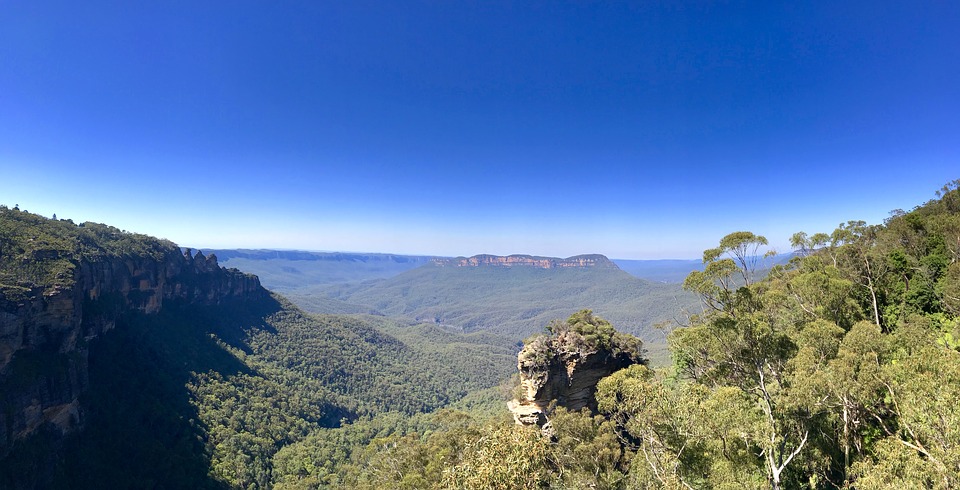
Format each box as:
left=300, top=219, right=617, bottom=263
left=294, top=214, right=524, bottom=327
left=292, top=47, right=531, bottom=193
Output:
left=1, top=1, right=958, bottom=259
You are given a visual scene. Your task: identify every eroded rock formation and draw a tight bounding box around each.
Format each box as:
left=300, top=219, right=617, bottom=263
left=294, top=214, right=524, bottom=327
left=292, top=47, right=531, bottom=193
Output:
left=507, top=310, right=645, bottom=427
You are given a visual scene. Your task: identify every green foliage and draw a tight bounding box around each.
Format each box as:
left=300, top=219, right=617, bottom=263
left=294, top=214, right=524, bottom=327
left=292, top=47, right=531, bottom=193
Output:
left=43, top=302, right=254, bottom=489
left=13, top=293, right=521, bottom=489
left=265, top=181, right=960, bottom=489
left=547, top=407, right=631, bottom=488
left=6, top=181, right=960, bottom=488
left=519, top=311, right=646, bottom=379
left=248, top=301, right=515, bottom=415
left=563, top=309, right=615, bottom=349
left=317, top=263, right=696, bottom=362
left=0, top=207, right=178, bottom=293
left=547, top=309, right=643, bottom=356
left=180, top=182, right=960, bottom=489
left=183, top=297, right=521, bottom=487
left=702, top=231, right=771, bottom=286
left=664, top=182, right=960, bottom=488
left=517, top=333, right=554, bottom=370
left=439, top=424, right=553, bottom=489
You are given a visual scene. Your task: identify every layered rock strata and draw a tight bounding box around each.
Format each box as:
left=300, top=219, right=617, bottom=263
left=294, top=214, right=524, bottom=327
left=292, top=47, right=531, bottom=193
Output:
left=435, top=254, right=616, bottom=269
left=0, top=247, right=263, bottom=456
left=508, top=327, right=642, bottom=427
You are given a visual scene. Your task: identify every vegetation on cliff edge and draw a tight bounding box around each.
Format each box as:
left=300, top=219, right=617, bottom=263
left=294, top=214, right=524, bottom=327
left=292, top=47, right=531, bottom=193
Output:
left=276, top=180, right=960, bottom=489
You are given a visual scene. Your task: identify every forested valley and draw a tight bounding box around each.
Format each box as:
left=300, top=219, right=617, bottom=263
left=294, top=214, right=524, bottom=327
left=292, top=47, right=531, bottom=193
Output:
left=2, top=181, right=960, bottom=489
left=265, top=180, right=960, bottom=489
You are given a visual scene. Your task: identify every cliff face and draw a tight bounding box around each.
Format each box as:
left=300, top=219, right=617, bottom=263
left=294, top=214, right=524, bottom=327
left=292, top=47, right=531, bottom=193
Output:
left=507, top=312, right=645, bottom=427
left=436, top=254, right=616, bottom=269
left=0, top=246, right=264, bottom=456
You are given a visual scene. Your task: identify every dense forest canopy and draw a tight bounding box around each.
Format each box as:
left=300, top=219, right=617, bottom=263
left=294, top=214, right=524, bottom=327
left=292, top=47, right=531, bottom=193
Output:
left=0, top=207, right=514, bottom=488
left=3, top=180, right=960, bottom=489
left=270, top=181, right=960, bottom=489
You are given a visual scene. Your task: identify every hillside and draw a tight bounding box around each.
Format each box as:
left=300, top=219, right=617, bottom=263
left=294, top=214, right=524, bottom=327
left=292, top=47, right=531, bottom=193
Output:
left=210, top=251, right=715, bottom=330
left=4, top=182, right=959, bottom=489
left=0, top=208, right=515, bottom=488
left=278, top=182, right=960, bottom=489
left=320, top=254, right=698, bottom=360
left=214, top=249, right=717, bottom=290
left=213, top=250, right=439, bottom=315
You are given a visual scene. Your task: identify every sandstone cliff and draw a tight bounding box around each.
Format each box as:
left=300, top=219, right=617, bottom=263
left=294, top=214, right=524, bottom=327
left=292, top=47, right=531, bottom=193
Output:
left=508, top=310, right=645, bottom=427
left=0, top=210, right=264, bottom=457
left=435, top=254, right=617, bottom=269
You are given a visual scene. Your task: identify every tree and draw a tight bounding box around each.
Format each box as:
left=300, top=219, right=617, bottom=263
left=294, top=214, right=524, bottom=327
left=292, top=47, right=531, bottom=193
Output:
left=677, top=232, right=814, bottom=490
left=781, top=251, right=862, bottom=329
left=684, top=232, right=773, bottom=315
left=439, top=425, right=552, bottom=489
left=788, top=320, right=886, bottom=485
left=703, top=231, right=773, bottom=286
left=790, top=231, right=830, bottom=257
left=832, top=221, right=890, bottom=328
left=853, top=338, right=960, bottom=488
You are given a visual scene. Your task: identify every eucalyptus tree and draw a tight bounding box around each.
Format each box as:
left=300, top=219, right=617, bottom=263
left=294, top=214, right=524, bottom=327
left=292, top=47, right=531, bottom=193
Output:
left=674, top=232, right=815, bottom=490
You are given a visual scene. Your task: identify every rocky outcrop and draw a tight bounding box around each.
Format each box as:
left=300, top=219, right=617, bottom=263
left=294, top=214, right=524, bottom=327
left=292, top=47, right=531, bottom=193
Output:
left=508, top=311, right=644, bottom=427
left=436, top=254, right=616, bottom=269
left=0, top=247, right=264, bottom=456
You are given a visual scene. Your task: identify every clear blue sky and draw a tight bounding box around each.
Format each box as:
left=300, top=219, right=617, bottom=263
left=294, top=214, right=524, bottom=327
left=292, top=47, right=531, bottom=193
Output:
left=1, top=1, right=957, bottom=259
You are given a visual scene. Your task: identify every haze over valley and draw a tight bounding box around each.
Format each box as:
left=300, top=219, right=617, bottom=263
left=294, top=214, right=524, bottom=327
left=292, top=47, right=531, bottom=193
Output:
left=214, top=250, right=702, bottom=362
left=2, top=1, right=959, bottom=488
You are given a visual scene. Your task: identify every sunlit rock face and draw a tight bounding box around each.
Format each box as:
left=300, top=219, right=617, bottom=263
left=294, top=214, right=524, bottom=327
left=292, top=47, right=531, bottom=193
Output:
left=507, top=328, right=642, bottom=428
left=435, top=254, right=618, bottom=269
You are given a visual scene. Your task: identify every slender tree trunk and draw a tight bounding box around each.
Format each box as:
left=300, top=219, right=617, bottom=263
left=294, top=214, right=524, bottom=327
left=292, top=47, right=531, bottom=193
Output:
left=842, top=398, right=850, bottom=481
left=864, top=256, right=881, bottom=327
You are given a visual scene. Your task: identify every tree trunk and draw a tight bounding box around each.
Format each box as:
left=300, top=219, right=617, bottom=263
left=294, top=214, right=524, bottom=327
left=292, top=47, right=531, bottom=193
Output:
left=842, top=398, right=850, bottom=482
left=864, top=256, right=881, bottom=327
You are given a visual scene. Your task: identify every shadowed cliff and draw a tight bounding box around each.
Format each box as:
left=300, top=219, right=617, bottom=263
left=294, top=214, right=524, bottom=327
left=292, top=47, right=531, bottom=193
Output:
left=0, top=207, right=517, bottom=488
left=0, top=207, right=271, bottom=488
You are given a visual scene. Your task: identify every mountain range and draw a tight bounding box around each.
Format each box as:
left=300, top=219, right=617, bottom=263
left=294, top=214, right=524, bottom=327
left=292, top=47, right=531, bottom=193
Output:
left=204, top=250, right=703, bottom=365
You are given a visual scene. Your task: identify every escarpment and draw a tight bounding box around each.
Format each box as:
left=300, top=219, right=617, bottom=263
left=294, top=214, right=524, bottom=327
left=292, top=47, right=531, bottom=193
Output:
left=435, top=253, right=617, bottom=269
left=508, top=310, right=645, bottom=427
left=0, top=210, right=265, bottom=457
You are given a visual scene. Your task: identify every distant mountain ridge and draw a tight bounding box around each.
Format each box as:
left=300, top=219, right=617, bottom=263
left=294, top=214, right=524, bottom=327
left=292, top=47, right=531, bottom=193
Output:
left=211, top=250, right=437, bottom=293
left=435, top=254, right=616, bottom=269
left=322, top=258, right=699, bottom=363
left=207, top=249, right=436, bottom=264
left=211, top=249, right=702, bottom=359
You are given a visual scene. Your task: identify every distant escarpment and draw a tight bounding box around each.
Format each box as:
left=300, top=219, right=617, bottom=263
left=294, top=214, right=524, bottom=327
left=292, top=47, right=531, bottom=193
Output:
left=0, top=208, right=264, bottom=458
left=436, top=254, right=616, bottom=269
left=508, top=310, right=645, bottom=428
left=208, top=248, right=436, bottom=265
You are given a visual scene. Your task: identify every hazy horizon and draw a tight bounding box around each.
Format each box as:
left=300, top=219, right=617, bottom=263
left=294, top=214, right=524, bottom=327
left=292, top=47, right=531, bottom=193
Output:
left=189, top=247, right=714, bottom=262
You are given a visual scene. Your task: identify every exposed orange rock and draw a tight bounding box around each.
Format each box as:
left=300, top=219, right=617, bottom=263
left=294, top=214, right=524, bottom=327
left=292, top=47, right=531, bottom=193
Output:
left=507, top=312, right=645, bottom=429
left=434, top=254, right=616, bottom=269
